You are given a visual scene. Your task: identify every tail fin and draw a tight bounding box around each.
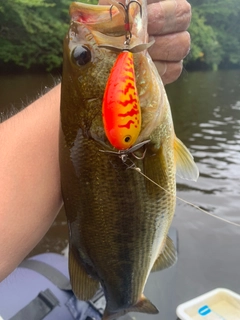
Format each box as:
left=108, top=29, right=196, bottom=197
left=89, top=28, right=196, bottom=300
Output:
left=102, top=295, right=159, bottom=320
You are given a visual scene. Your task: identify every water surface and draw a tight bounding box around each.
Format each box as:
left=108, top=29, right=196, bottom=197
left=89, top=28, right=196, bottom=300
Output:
left=168, top=70, right=240, bottom=306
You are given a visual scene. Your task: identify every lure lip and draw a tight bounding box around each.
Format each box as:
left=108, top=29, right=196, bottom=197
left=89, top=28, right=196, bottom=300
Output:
left=98, top=39, right=155, bottom=53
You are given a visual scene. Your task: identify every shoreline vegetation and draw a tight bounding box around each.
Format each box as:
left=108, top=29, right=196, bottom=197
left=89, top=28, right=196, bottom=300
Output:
left=0, top=0, right=239, bottom=73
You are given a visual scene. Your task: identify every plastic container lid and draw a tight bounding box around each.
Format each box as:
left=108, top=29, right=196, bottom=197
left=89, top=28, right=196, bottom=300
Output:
left=176, top=288, right=240, bottom=320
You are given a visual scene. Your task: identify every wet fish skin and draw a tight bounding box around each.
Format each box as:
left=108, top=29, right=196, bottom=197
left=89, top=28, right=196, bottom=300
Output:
left=59, top=1, right=199, bottom=319
left=60, top=129, right=176, bottom=319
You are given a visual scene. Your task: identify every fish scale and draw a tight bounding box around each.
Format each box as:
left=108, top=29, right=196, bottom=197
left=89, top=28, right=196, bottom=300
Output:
left=60, top=124, right=176, bottom=309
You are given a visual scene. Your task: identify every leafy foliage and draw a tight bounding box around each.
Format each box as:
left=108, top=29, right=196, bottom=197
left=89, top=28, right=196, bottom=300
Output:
left=186, top=10, right=223, bottom=70
left=0, top=0, right=70, bottom=71
left=188, top=0, right=240, bottom=70
left=0, top=0, right=239, bottom=71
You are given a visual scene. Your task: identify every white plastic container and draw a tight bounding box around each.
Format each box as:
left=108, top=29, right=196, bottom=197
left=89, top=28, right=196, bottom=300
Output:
left=176, top=288, right=240, bottom=320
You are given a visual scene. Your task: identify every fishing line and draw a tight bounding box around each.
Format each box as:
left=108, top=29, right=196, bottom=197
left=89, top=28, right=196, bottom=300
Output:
left=131, top=166, right=240, bottom=228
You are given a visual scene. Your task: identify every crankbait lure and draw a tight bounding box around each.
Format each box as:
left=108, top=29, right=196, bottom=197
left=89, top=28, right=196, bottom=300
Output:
left=102, top=0, right=143, bottom=150
left=102, top=50, right=141, bottom=150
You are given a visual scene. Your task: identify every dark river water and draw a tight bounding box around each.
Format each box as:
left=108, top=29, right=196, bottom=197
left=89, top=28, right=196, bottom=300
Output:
left=1, top=69, right=240, bottom=319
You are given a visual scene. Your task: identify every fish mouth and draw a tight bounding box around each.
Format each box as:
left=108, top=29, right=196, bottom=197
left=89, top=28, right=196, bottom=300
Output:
left=69, top=0, right=148, bottom=44
left=70, top=2, right=126, bottom=36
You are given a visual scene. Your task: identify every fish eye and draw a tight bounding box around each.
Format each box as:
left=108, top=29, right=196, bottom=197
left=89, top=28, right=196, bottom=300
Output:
left=72, top=45, right=91, bottom=66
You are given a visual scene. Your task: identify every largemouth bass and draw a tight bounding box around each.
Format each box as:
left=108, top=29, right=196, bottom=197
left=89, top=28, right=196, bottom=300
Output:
left=59, top=1, right=199, bottom=319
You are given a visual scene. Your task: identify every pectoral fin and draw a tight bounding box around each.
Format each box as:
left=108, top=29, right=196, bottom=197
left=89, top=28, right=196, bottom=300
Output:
left=174, top=136, right=199, bottom=181
left=69, top=247, right=99, bottom=300
left=151, top=236, right=177, bottom=272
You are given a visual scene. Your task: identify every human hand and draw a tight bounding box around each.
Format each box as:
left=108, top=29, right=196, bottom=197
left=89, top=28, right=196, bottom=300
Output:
left=99, top=0, right=191, bottom=85
left=147, top=0, right=191, bottom=84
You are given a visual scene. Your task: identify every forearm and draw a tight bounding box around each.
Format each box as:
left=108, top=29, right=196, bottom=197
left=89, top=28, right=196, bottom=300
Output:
left=0, top=84, right=62, bottom=281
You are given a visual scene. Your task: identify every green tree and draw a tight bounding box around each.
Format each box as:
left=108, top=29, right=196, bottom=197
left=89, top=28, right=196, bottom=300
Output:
left=187, top=10, right=222, bottom=70
left=188, top=0, right=240, bottom=70
left=0, top=0, right=70, bottom=71
left=1, top=0, right=239, bottom=71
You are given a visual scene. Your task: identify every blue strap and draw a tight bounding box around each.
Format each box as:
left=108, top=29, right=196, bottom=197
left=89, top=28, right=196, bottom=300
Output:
left=19, top=259, right=72, bottom=291
left=9, top=289, right=59, bottom=320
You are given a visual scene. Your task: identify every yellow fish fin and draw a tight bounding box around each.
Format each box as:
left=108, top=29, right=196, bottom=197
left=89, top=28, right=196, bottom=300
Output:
left=102, top=295, right=158, bottom=320
left=174, top=136, right=199, bottom=181
left=69, top=248, right=99, bottom=301
left=151, top=236, right=177, bottom=272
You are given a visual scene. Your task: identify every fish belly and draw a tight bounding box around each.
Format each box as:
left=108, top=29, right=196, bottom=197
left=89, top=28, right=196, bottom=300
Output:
left=59, top=127, right=175, bottom=312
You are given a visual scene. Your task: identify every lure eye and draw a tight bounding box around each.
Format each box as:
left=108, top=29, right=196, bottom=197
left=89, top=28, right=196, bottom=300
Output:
left=124, top=136, right=131, bottom=143
left=72, top=45, right=91, bottom=66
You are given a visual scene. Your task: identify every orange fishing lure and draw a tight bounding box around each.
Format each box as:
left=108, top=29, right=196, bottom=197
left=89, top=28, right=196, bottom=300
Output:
left=102, top=50, right=141, bottom=150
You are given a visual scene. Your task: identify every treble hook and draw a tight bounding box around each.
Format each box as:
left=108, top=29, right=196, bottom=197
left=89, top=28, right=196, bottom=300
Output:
left=99, top=139, right=150, bottom=165
left=110, top=0, right=142, bottom=45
